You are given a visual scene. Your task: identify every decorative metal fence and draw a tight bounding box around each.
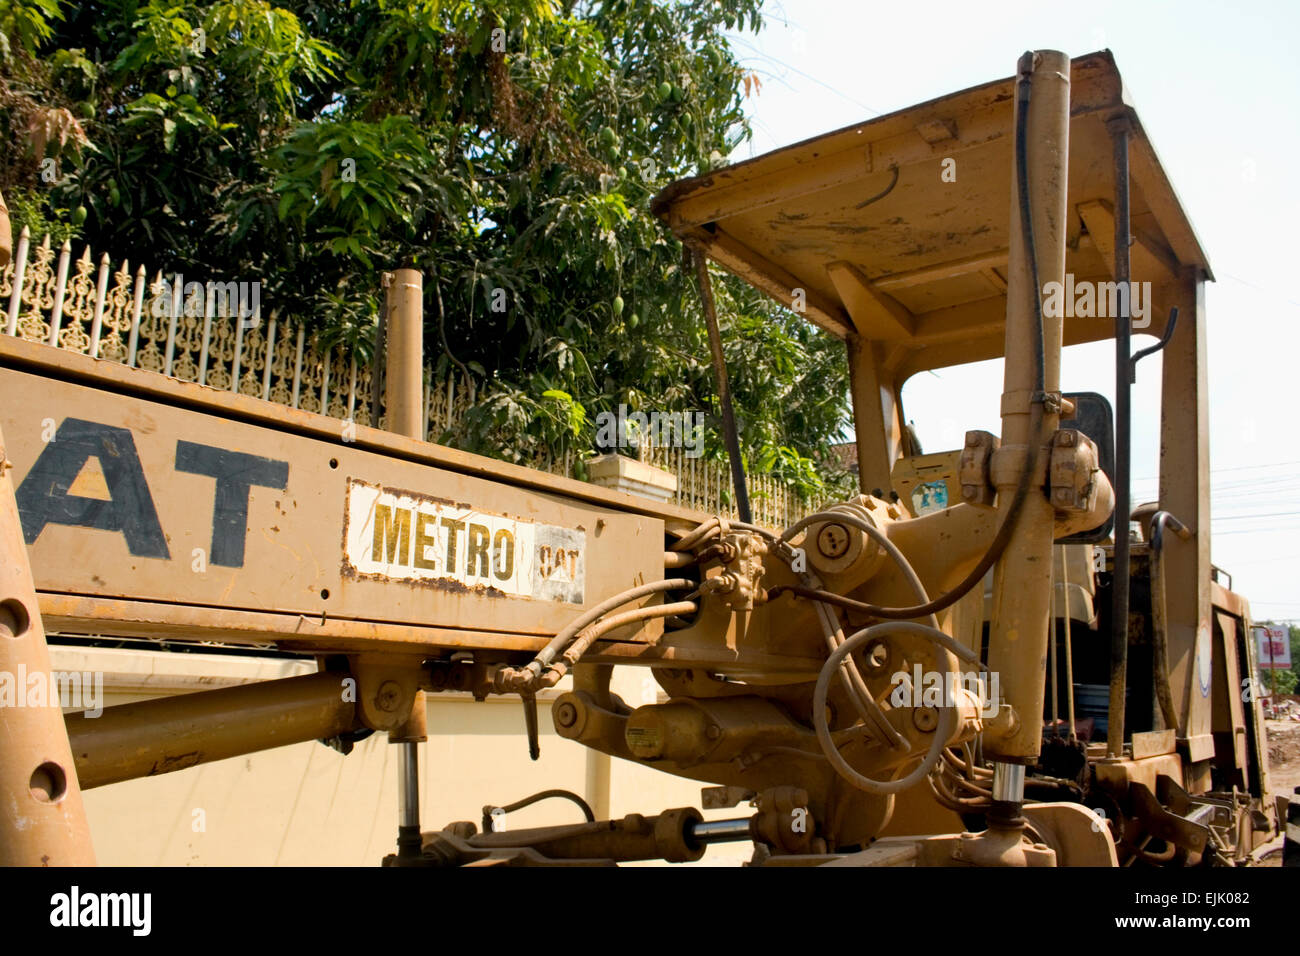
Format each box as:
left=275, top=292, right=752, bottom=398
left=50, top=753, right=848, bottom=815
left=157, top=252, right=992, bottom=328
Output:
left=639, top=440, right=806, bottom=531
left=1, top=229, right=810, bottom=528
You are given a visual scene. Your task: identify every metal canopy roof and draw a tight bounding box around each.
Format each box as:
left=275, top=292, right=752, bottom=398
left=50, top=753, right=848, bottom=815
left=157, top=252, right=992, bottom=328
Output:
left=652, top=51, right=1211, bottom=382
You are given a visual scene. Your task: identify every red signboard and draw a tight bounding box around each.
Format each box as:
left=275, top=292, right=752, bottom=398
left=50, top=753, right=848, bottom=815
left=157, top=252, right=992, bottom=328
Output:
left=1254, top=625, right=1292, bottom=670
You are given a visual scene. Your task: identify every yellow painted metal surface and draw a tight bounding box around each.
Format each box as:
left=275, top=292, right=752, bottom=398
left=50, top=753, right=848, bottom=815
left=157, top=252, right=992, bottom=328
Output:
left=0, top=354, right=665, bottom=655
left=652, top=52, right=1208, bottom=382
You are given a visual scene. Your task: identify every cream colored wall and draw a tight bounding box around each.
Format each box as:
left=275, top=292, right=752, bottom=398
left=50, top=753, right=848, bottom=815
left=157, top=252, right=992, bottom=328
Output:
left=52, top=646, right=750, bottom=866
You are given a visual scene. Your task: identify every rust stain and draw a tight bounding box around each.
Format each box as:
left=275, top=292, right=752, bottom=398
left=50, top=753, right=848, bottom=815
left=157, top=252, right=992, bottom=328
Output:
left=150, top=752, right=202, bottom=775
left=348, top=475, right=461, bottom=511
left=341, top=563, right=508, bottom=598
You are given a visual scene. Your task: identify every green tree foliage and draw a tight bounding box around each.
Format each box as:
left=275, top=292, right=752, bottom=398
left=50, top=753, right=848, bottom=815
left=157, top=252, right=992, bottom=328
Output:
left=2, top=0, right=852, bottom=499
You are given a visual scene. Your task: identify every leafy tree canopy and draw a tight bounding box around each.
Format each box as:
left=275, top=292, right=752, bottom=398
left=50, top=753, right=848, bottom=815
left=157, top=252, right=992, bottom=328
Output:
left=1, top=0, right=852, bottom=499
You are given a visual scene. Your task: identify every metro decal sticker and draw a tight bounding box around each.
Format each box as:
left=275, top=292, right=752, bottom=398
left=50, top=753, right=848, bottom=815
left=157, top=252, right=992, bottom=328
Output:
left=342, top=479, right=585, bottom=604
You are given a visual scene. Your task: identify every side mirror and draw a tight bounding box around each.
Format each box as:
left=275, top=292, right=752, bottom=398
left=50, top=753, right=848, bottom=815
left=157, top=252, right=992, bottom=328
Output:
left=1057, top=391, right=1114, bottom=545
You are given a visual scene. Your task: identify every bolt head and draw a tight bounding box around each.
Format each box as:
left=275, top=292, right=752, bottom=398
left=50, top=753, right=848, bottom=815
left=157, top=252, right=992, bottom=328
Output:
left=912, top=706, right=939, bottom=733
left=375, top=680, right=402, bottom=712
left=816, top=522, right=850, bottom=559
left=555, top=701, right=578, bottom=728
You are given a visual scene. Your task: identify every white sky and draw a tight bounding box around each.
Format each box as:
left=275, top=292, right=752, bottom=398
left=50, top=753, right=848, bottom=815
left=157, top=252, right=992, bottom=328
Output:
left=725, top=0, right=1300, bottom=622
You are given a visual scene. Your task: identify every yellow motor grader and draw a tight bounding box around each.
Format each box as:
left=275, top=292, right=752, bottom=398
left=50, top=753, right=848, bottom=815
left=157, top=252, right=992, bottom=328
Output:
left=0, top=50, right=1281, bottom=866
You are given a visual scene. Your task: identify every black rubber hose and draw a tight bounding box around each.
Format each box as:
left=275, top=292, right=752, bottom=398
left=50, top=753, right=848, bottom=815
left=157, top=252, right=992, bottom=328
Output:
left=481, top=789, right=596, bottom=833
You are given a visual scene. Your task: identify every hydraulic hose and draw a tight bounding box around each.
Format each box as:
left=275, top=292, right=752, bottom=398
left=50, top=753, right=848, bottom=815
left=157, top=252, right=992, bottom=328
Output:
left=726, top=519, right=903, bottom=744
left=496, top=577, right=696, bottom=692
left=812, top=621, right=969, bottom=794
left=481, top=789, right=595, bottom=833
left=670, top=517, right=722, bottom=553
left=775, top=508, right=941, bottom=630
left=783, top=508, right=947, bottom=751
left=546, top=600, right=699, bottom=684
left=776, top=55, right=1050, bottom=624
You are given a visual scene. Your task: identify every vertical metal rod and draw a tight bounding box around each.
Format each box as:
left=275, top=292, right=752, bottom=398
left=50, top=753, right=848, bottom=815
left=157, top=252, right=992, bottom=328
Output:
left=385, top=265, right=427, bottom=851
left=1048, top=552, right=1059, bottom=735
left=370, top=298, right=387, bottom=425
left=199, top=286, right=214, bottom=385
left=983, top=49, right=1070, bottom=765
left=291, top=326, right=304, bottom=408
left=1062, top=545, right=1076, bottom=740
left=1107, top=117, right=1133, bottom=757
left=991, top=762, right=1026, bottom=803
left=690, top=244, right=751, bottom=524
left=6, top=226, right=31, bottom=335
left=385, top=268, right=424, bottom=439
left=126, top=266, right=145, bottom=367
left=347, top=355, right=357, bottom=420
left=89, top=253, right=110, bottom=358
left=231, top=301, right=245, bottom=392
left=48, top=239, right=71, bottom=346
left=399, top=743, right=420, bottom=828
left=319, top=343, right=330, bottom=411
left=261, top=315, right=277, bottom=400
left=164, top=270, right=181, bottom=376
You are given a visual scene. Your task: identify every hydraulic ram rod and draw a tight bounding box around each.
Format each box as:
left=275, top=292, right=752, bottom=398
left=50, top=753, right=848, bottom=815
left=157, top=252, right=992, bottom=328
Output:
left=65, top=671, right=357, bottom=789
left=984, top=50, right=1071, bottom=765
left=1106, top=116, right=1133, bottom=758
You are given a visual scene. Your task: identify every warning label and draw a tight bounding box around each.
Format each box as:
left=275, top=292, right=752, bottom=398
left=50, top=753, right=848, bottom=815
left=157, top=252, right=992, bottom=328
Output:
left=343, top=480, right=585, bottom=604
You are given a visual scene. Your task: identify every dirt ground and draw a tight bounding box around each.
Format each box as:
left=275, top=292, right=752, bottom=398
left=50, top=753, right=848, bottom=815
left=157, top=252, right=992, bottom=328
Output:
left=1267, top=717, right=1300, bottom=797
left=1255, top=717, right=1300, bottom=865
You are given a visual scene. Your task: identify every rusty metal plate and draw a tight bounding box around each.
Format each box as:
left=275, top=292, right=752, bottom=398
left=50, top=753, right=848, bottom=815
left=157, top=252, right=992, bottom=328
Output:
left=0, top=366, right=663, bottom=652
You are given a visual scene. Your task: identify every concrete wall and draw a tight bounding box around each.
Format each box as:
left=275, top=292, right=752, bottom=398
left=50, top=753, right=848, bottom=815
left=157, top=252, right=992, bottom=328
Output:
left=51, top=646, right=750, bottom=866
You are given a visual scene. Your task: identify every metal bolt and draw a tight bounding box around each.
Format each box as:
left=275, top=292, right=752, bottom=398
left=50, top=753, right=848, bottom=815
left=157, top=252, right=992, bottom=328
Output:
left=863, top=640, right=889, bottom=673
left=816, top=522, right=850, bottom=559
left=555, top=701, right=578, bottom=728
left=375, top=680, right=402, bottom=713
left=912, top=707, right=939, bottom=733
